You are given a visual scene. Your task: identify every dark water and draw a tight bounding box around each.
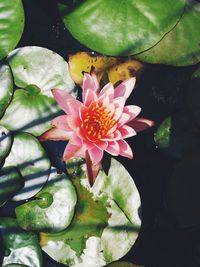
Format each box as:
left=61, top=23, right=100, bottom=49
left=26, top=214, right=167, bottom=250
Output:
left=1, top=0, right=200, bottom=266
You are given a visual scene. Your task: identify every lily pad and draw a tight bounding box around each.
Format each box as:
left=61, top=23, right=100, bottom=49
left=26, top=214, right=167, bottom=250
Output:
left=59, top=0, right=186, bottom=56
left=4, top=132, right=51, bottom=201
left=0, top=167, right=23, bottom=207
left=165, top=150, right=200, bottom=228
left=0, top=63, right=13, bottom=118
left=15, top=168, right=77, bottom=233
left=0, top=0, right=24, bottom=60
left=0, top=217, right=42, bottom=267
left=0, top=126, right=12, bottom=166
left=1, top=46, right=76, bottom=136
left=40, top=158, right=141, bottom=266
left=135, top=0, right=200, bottom=66
left=7, top=46, right=75, bottom=96
left=155, top=117, right=172, bottom=149
left=0, top=86, right=62, bottom=136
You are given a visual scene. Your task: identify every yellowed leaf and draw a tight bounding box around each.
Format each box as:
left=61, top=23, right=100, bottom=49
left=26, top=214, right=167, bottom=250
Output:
left=69, top=52, right=117, bottom=85
left=108, top=59, right=144, bottom=86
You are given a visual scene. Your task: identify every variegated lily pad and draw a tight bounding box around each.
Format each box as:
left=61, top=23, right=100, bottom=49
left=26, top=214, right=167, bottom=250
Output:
left=4, top=132, right=51, bottom=201
left=15, top=168, right=77, bottom=233
left=0, top=46, right=75, bottom=136
left=59, top=0, right=186, bottom=56
left=0, top=218, right=42, bottom=267
left=0, top=0, right=24, bottom=60
left=0, top=167, right=23, bottom=207
left=0, top=126, right=12, bottom=167
left=40, top=158, right=141, bottom=266
left=0, top=63, right=13, bottom=118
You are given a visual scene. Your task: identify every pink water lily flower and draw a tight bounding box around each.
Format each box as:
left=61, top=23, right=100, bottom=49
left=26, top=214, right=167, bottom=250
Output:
left=40, top=73, right=153, bottom=170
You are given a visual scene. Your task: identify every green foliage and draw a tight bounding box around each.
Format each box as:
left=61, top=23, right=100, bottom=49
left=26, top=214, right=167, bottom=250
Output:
left=0, top=218, right=43, bottom=267
left=135, top=0, right=200, bottom=66
left=59, top=0, right=186, bottom=56
left=0, top=0, right=24, bottom=59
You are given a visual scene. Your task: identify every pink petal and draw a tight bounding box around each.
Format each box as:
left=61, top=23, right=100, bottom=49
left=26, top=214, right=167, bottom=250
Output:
left=84, top=89, right=97, bottom=106
left=66, top=115, right=81, bottom=130
left=52, top=115, right=71, bottom=131
left=113, top=107, right=123, bottom=121
left=52, top=89, right=74, bottom=114
left=39, top=128, right=71, bottom=141
left=98, top=83, right=114, bottom=100
left=88, top=146, right=103, bottom=164
left=70, top=134, right=82, bottom=146
left=118, top=125, right=136, bottom=139
left=113, top=97, right=126, bottom=109
left=66, top=99, right=83, bottom=116
left=63, top=143, right=84, bottom=161
left=118, top=139, right=133, bottom=159
left=106, top=141, right=120, bottom=156
left=94, top=140, right=108, bottom=150
left=123, top=105, right=141, bottom=122
left=117, top=113, right=130, bottom=127
left=128, top=117, right=154, bottom=132
left=114, top=77, right=136, bottom=99
left=97, top=94, right=110, bottom=106
left=82, top=73, right=99, bottom=102
left=102, top=129, right=121, bottom=141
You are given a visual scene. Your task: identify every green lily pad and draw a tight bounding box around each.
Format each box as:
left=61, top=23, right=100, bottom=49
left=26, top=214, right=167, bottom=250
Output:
left=40, top=158, right=141, bottom=266
left=0, top=0, right=24, bottom=60
left=0, top=126, right=12, bottom=166
left=0, top=217, right=42, bottom=267
left=165, top=150, right=200, bottom=228
left=155, top=117, right=172, bottom=149
left=0, top=63, right=13, bottom=118
left=0, top=167, right=23, bottom=207
left=0, top=46, right=76, bottom=136
left=135, top=0, right=200, bottom=66
left=7, top=46, right=75, bottom=96
left=4, top=132, right=51, bottom=201
left=59, top=0, right=186, bottom=56
left=188, top=66, right=200, bottom=127
left=0, top=86, right=62, bottom=136
left=15, top=168, right=77, bottom=233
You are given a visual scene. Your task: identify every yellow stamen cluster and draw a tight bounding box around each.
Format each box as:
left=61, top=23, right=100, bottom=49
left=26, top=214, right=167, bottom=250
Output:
left=82, top=102, right=116, bottom=141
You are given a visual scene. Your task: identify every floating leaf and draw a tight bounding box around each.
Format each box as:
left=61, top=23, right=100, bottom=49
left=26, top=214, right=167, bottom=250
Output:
left=1, top=46, right=76, bottom=136
left=59, top=0, right=186, bottom=56
left=69, top=52, right=117, bottom=85
left=0, top=86, right=62, bottom=136
left=155, top=117, right=172, bottom=148
left=107, top=59, right=144, bottom=86
left=4, top=132, right=51, bottom=201
left=0, top=167, right=23, bottom=207
left=15, top=168, right=77, bottom=233
left=69, top=52, right=144, bottom=87
left=0, top=126, right=12, bottom=167
left=165, top=150, right=200, bottom=228
left=135, top=1, right=200, bottom=66
left=40, top=158, right=141, bottom=266
left=0, top=0, right=24, bottom=60
left=0, top=218, right=42, bottom=267
left=7, top=46, right=75, bottom=96
left=0, top=63, right=13, bottom=118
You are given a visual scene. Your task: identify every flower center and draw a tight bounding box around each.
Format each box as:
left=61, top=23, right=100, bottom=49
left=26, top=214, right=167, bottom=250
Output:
left=81, top=102, right=116, bottom=141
